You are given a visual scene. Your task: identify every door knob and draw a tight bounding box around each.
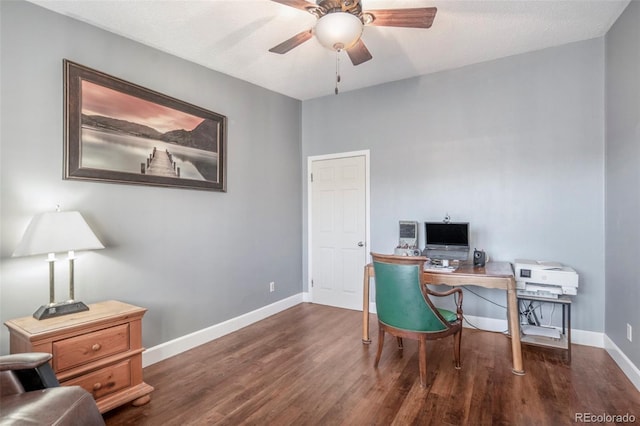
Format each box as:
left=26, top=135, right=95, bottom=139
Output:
left=357, top=241, right=364, bottom=247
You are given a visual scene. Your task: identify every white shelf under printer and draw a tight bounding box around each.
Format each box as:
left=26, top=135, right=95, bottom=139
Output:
left=514, top=260, right=578, bottom=362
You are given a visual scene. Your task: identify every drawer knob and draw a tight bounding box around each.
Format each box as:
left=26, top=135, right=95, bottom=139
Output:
left=93, top=382, right=102, bottom=391
left=91, top=343, right=102, bottom=352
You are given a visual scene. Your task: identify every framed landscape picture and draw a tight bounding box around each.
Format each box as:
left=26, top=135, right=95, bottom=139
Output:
left=64, top=59, right=227, bottom=191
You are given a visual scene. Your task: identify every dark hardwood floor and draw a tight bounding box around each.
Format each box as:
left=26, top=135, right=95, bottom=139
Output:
left=104, top=303, right=640, bottom=425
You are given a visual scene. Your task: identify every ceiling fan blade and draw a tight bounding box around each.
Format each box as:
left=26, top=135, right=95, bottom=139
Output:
left=346, top=39, right=372, bottom=66
left=364, top=7, right=437, bottom=29
left=269, top=30, right=313, bottom=54
left=270, top=0, right=316, bottom=13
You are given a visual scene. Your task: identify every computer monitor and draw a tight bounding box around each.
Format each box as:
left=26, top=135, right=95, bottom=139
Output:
left=423, top=222, right=470, bottom=261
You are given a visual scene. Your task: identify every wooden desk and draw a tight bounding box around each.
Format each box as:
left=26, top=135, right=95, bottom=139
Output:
left=362, top=261, right=525, bottom=375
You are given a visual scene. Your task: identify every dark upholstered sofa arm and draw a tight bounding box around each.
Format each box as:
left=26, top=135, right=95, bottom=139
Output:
left=0, top=353, right=52, bottom=372
left=0, top=353, right=105, bottom=425
left=1, top=387, right=105, bottom=425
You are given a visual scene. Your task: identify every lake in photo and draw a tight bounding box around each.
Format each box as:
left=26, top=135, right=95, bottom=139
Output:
left=81, top=127, right=217, bottom=181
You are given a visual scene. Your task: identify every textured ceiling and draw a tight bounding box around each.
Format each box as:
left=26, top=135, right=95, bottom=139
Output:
left=30, top=0, right=630, bottom=100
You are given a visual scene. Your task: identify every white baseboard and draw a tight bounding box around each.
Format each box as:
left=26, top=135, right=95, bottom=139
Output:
left=143, top=296, right=638, bottom=392
left=462, top=314, right=605, bottom=348
left=572, top=328, right=605, bottom=348
left=604, top=335, right=640, bottom=392
left=371, top=302, right=605, bottom=348
left=142, top=294, right=303, bottom=367
left=461, top=314, right=510, bottom=333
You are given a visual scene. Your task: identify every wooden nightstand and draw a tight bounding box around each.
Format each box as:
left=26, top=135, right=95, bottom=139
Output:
left=4, top=300, right=154, bottom=413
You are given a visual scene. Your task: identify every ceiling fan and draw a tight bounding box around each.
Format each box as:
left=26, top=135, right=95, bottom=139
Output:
left=268, top=0, right=437, bottom=66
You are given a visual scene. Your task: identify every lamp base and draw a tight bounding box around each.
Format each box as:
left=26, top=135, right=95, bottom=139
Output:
left=33, top=301, right=89, bottom=320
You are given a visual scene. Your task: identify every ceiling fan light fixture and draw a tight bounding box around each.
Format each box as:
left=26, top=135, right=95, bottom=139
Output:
left=314, top=12, right=363, bottom=51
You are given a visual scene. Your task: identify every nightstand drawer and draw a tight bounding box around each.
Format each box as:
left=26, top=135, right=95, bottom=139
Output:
left=53, top=323, right=130, bottom=372
left=64, top=359, right=132, bottom=400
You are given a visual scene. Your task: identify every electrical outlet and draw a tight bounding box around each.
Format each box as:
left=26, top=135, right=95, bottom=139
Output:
left=627, top=324, right=632, bottom=342
left=270, top=281, right=275, bottom=293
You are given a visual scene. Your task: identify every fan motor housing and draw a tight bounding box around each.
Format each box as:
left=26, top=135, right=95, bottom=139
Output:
left=314, top=0, right=363, bottom=18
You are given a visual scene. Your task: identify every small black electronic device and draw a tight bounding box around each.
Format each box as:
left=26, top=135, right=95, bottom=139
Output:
left=395, top=221, right=420, bottom=256
left=473, top=249, right=486, bottom=267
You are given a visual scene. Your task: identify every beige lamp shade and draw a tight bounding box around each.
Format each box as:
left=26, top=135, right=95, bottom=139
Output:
left=13, top=211, right=104, bottom=257
left=314, top=12, right=363, bottom=51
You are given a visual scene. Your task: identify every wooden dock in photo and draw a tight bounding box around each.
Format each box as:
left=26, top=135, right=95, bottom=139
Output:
left=141, top=147, right=180, bottom=177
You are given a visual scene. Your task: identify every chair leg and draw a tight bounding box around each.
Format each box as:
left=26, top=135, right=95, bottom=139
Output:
left=453, top=329, right=462, bottom=369
left=418, top=336, right=428, bottom=387
left=374, top=326, right=385, bottom=368
left=396, top=337, right=403, bottom=349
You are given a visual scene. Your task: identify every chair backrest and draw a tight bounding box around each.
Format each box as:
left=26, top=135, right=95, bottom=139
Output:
left=372, top=253, right=448, bottom=333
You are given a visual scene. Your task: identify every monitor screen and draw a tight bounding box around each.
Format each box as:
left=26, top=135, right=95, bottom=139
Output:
left=425, top=222, right=469, bottom=247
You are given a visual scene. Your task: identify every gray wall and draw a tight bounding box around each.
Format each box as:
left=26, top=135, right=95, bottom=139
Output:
left=0, top=1, right=302, bottom=353
left=605, top=1, right=640, bottom=366
left=302, top=38, right=606, bottom=332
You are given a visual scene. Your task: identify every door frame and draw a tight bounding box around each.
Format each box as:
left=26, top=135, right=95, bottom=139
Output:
left=307, top=150, right=371, bottom=306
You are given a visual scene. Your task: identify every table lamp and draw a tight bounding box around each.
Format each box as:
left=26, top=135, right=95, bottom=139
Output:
left=13, top=208, right=105, bottom=320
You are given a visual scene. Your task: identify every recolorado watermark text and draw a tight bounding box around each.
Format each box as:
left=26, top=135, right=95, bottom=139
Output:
left=575, top=412, right=636, bottom=423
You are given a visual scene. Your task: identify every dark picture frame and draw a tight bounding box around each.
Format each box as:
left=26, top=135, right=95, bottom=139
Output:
left=64, top=59, right=227, bottom=192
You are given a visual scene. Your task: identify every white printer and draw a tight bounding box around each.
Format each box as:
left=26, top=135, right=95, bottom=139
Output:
left=514, top=259, right=579, bottom=299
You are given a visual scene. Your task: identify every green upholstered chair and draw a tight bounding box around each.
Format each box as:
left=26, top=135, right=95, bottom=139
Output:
left=371, top=252, right=463, bottom=387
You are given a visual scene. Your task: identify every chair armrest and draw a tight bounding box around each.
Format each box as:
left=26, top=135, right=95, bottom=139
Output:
left=0, top=353, right=59, bottom=390
left=424, top=286, right=464, bottom=318
left=424, top=286, right=463, bottom=299
left=0, top=353, right=53, bottom=372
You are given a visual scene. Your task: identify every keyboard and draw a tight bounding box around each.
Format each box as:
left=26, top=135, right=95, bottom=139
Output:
left=424, top=264, right=456, bottom=273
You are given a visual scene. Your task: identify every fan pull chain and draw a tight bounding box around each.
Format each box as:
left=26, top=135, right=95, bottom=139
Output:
left=335, top=50, right=341, bottom=95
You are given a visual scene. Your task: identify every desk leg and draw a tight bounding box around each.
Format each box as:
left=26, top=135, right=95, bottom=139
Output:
left=362, top=265, right=371, bottom=344
left=507, top=286, right=525, bottom=375
left=567, top=303, right=572, bottom=363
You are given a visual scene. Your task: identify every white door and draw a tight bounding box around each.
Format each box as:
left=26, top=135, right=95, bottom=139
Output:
left=310, top=154, right=368, bottom=310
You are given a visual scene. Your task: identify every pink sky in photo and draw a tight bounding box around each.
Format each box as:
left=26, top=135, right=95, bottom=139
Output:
left=81, top=80, right=203, bottom=133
